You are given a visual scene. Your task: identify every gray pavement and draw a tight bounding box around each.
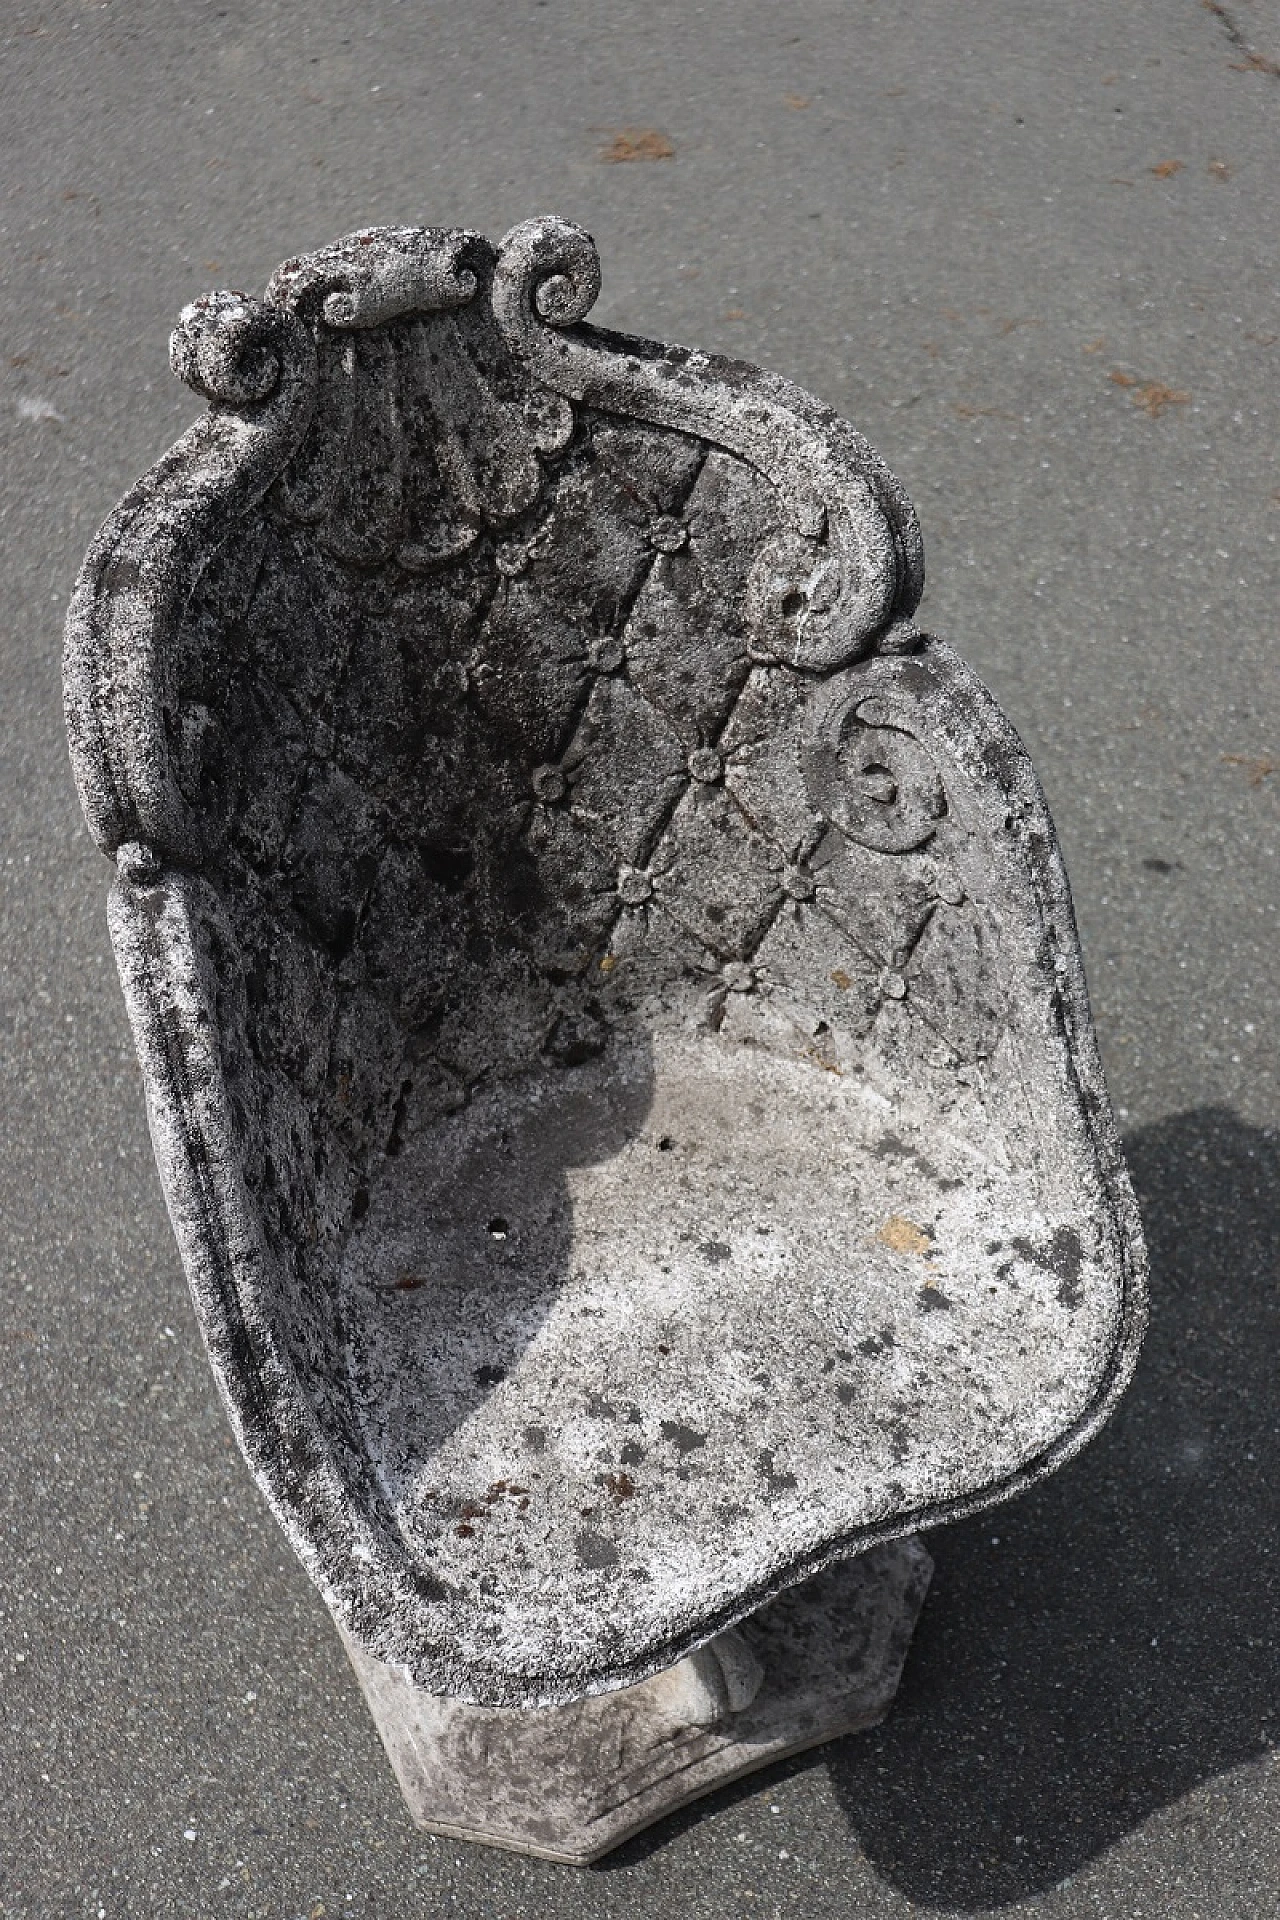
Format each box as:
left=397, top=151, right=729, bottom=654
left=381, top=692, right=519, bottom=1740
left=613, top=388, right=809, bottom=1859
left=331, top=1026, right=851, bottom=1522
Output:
left=2, top=2, right=1279, bottom=1915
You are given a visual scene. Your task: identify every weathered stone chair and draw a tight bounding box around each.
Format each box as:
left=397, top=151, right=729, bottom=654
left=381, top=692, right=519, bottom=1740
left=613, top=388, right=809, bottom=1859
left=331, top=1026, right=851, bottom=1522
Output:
left=64, top=218, right=1147, bottom=1863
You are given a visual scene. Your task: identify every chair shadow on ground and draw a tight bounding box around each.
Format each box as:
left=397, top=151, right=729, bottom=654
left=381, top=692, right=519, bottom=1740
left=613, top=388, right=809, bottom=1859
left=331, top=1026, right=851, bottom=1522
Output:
left=601, top=1105, right=1280, bottom=1904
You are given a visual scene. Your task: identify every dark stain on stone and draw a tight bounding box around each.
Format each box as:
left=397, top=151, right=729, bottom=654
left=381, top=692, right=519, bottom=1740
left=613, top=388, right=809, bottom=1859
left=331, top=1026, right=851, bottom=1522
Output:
left=872, top=1131, right=943, bottom=1184
left=574, top=1529, right=619, bottom=1569
left=918, top=1286, right=953, bottom=1312
left=895, top=657, right=937, bottom=696
left=980, top=734, right=1021, bottom=787
left=698, top=1239, right=731, bottom=1264
left=420, top=842, right=473, bottom=892
left=522, top=1424, right=547, bottom=1453
left=474, top=1362, right=506, bottom=1387
left=1011, top=1225, right=1085, bottom=1307
left=659, top=1419, right=707, bottom=1454
left=857, top=1328, right=896, bottom=1357
left=586, top=1392, right=617, bottom=1419
left=544, top=1005, right=608, bottom=1065
left=105, top=553, right=142, bottom=593
left=619, top=1439, right=645, bottom=1466
left=757, top=1447, right=797, bottom=1493
left=1024, top=828, right=1051, bottom=874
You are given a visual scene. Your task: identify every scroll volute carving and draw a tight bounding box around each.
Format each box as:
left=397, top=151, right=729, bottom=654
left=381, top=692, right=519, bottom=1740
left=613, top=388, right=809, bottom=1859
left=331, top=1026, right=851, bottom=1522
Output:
left=803, top=673, right=948, bottom=855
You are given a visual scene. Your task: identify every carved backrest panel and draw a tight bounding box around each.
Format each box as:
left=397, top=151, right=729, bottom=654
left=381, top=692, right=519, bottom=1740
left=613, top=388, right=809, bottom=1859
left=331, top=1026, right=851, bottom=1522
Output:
left=71, top=220, right=952, bottom=1207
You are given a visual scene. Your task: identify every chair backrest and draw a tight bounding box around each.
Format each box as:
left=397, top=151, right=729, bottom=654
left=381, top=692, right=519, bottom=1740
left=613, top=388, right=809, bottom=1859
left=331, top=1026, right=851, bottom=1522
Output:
left=65, top=216, right=940, bottom=1209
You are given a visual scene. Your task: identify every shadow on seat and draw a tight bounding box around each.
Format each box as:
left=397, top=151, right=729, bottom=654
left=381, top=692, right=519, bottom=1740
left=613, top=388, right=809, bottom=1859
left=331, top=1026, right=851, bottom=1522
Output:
left=64, top=217, right=1146, bottom=1711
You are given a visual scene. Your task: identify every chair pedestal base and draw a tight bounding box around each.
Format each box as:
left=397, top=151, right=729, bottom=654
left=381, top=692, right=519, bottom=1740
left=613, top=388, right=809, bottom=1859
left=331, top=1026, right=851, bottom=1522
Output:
left=339, top=1536, right=932, bottom=1866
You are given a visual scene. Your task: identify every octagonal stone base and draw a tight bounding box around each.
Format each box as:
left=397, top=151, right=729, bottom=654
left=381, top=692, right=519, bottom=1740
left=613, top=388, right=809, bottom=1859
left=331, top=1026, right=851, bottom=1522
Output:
left=339, top=1537, right=932, bottom=1865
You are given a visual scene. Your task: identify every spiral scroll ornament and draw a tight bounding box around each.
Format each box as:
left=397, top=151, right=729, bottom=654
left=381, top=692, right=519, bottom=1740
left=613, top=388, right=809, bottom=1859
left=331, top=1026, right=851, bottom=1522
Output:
left=170, top=291, right=313, bottom=409
left=803, top=672, right=947, bottom=853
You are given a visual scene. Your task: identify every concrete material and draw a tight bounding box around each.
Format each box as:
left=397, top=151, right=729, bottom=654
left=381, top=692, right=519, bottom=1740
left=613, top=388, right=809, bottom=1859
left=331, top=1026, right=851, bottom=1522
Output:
left=340, top=1540, right=932, bottom=1864
left=63, top=220, right=1142, bottom=1716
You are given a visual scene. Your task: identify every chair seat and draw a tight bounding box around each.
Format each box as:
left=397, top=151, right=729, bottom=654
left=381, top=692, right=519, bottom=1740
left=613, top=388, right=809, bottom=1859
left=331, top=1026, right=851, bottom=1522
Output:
left=343, top=1025, right=1120, bottom=1688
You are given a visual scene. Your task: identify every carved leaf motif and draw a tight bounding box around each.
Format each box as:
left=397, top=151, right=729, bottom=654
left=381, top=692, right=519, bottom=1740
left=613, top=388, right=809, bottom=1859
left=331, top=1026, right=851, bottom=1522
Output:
left=274, top=329, right=353, bottom=526
left=322, top=333, right=404, bottom=567
left=397, top=320, right=478, bottom=569
left=271, top=304, right=574, bottom=567
left=414, top=311, right=543, bottom=524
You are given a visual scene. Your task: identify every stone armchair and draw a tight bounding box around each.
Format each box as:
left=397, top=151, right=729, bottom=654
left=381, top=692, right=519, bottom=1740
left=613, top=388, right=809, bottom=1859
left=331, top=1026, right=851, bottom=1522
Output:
left=64, top=218, right=1147, bottom=1862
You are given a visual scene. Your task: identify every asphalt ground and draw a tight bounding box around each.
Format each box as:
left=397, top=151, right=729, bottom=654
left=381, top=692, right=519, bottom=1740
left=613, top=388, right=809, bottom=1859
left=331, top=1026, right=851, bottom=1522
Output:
left=2, top=3, right=1278, bottom=1915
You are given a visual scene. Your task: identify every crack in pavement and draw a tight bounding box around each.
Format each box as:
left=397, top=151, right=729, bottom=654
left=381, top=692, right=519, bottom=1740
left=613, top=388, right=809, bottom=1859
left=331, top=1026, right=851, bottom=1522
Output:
left=1201, top=0, right=1280, bottom=78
